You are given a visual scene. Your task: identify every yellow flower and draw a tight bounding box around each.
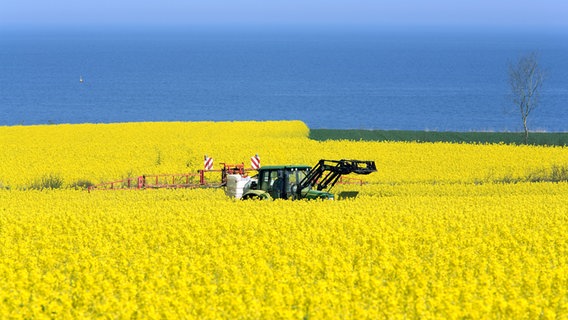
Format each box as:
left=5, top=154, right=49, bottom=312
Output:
left=1, top=121, right=567, bottom=318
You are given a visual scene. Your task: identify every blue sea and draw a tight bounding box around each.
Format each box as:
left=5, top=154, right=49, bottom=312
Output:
left=1, top=28, right=567, bottom=131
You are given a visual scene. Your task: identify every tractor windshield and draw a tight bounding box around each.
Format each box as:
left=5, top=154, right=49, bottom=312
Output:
left=288, top=168, right=309, bottom=186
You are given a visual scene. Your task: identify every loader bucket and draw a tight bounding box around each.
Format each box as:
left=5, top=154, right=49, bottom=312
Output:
left=349, top=160, right=377, bottom=175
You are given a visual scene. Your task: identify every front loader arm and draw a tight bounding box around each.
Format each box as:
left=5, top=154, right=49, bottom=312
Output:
left=298, top=159, right=377, bottom=193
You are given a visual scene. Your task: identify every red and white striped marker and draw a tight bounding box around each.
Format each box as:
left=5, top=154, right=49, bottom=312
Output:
left=251, top=154, right=260, bottom=170
left=204, top=155, right=213, bottom=171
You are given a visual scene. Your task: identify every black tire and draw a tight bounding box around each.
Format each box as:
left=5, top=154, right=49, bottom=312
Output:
left=241, top=193, right=264, bottom=200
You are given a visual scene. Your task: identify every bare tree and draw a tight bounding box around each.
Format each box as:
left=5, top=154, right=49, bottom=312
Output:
left=509, top=52, right=544, bottom=144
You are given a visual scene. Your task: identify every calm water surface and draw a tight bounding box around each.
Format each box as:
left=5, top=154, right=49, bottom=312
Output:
left=1, top=29, right=567, bottom=131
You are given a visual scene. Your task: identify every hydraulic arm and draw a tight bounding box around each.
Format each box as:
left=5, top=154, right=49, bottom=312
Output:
left=298, top=159, right=377, bottom=192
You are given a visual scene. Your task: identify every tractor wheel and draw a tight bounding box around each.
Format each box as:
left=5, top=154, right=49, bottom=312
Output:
left=241, top=193, right=268, bottom=200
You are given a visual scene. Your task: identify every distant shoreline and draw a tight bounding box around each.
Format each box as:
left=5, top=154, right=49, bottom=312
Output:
left=309, top=129, right=568, bottom=146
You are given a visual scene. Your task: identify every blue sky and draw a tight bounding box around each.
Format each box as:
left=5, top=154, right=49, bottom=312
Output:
left=1, top=0, right=567, bottom=31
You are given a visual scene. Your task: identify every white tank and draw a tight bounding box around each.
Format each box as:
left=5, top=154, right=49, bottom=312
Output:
left=225, top=174, right=251, bottom=199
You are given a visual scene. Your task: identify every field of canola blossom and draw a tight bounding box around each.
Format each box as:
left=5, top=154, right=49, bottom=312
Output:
left=1, top=121, right=567, bottom=319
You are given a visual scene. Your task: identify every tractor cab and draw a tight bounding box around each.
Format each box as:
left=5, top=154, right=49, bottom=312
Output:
left=257, top=165, right=309, bottom=199
left=242, top=165, right=334, bottom=200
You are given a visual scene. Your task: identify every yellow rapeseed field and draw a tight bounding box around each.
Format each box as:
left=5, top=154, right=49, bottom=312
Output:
left=1, top=121, right=567, bottom=319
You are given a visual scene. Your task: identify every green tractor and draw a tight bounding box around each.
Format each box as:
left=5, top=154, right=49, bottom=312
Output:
left=235, top=159, right=376, bottom=200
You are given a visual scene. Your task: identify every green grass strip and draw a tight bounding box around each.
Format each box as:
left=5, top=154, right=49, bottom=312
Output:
left=309, top=129, right=568, bottom=146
